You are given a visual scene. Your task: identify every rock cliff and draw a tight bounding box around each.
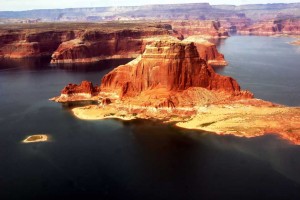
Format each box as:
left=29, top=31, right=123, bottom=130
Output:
left=51, top=28, right=170, bottom=63
left=0, top=22, right=171, bottom=61
left=238, top=18, right=300, bottom=35
left=171, top=20, right=229, bottom=38
left=0, top=22, right=231, bottom=63
left=183, top=36, right=227, bottom=66
left=0, top=29, right=79, bottom=58
left=100, top=40, right=251, bottom=108
left=53, top=39, right=251, bottom=106
left=52, top=81, right=100, bottom=102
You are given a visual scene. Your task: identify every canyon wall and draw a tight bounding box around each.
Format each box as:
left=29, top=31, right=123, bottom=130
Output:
left=171, top=20, right=229, bottom=38
left=0, top=30, right=80, bottom=58
left=50, top=22, right=229, bottom=64
left=50, top=28, right=170, bottom=63
left=238, top=18, right=300, bottom=35
left=0, top=23, right=171, bottom=60
left=0, top=22, right=228, bottom=65
left=183, top=36, right=227, bottom=66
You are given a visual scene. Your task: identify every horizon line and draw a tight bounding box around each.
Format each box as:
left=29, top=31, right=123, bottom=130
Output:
left=1, top=2, right=299, bottom=12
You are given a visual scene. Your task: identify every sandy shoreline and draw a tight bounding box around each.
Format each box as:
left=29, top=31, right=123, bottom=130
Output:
left=72, top=105, right=136, bottom=121
left=176, top=105, right=300, bottom=143
left=71, top=103, right=300, bottom=145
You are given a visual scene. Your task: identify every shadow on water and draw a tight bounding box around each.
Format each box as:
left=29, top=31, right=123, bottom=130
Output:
left=53, top=58, right=133, bottom=72
left=0, top=57, right=133, bottom=72
left=61, top=100, right=99, bottom=109
left=0, top=56, right=52, bottom=71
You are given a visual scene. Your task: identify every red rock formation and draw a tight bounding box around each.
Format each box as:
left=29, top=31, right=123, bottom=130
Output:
left=51, top=28, right=171, bottom=63
left=171, top=20, right=229, bottom=38
left=0, top=22, right=172, bottom=61
left=238, top=18, right=300, bottom=35
left=51, top=40, right=300, bottom=146
left=0, top=30, right=79, bottom=58
left=183, top=36, right=227, bottom=66
left=219, top=17, right=252, bottom=33
left=61, top=81, right=99, bottom=98
left=100, top=40, right=252, bottom=106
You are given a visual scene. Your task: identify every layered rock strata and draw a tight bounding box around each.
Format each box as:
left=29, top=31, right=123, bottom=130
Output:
left=50, top=28, right=170, bottom=64
left=0, top=22, right=171, bottom=61
left=0, top=22, right=230, bottom=64
left=52, top=39, right=300, bottom=145
left=100, top=40, right=240, bottom=100
left=51, top=81, right=100, bottom=102
left=0, top=30, right=79, bottom=58
left=238, top=18, right=300, bottom=35
left=52, top=40, right=252, bottom=113
left=53, top=40, right=251, bottom=108
left=171, top=20, right=229, bottom=38
left=183, top=36, right=227, bottom=66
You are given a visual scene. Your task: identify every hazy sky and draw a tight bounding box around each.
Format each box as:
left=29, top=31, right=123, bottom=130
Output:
left=0, top=0, right=299, bottom=11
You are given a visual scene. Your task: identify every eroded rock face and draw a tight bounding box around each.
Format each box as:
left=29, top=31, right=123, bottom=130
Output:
left=50, top=39, right=300, bottom=146
left=219, top=17, right=252, bottom=33
left=183, top=36, right=227, bottom=66
left=51, top=28, right=170, bottom=63
left=0, top=21, right=233, bottom=63
left=0, top=30, right=79, bottom=58
left=61, top=81, right=99, bottom=97
left=171, top=20, right=229, bottom=38
left=238, top=18, right=300, bottom=35
left=100, top=40, right=252, bottom=103
left=50, top=81, right=100, bottom=102
left=0, top=22, right=172, bottom=61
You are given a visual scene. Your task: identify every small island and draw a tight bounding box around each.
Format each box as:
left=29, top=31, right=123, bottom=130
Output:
left=22, top=134, right=48, bottom=143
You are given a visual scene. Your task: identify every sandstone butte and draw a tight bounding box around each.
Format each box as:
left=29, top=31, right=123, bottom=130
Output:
left=51, top=39, right=300, bottom=145
left=0, top=21, right=228, bottom=66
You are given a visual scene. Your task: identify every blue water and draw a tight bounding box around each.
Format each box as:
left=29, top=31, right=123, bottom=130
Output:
left=0, top=36, right=300, bottom=199
left=216, top=35, right=300, bottom=106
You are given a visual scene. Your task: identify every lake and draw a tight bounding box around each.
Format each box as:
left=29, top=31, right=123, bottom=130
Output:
left=0, top=36, right=300, bottom=199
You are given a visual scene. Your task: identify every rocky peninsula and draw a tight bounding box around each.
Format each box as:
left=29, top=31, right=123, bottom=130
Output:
left=52, top=39, right=300, bottom=145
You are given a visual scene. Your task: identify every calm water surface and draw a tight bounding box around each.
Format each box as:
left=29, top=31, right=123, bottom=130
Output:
left=216, top=35, right=300, bottom=106
left=0, top=36, right=300, bottom=199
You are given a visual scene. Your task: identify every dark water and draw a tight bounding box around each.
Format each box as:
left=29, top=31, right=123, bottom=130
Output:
left=0, top=36, right=300, bottom=200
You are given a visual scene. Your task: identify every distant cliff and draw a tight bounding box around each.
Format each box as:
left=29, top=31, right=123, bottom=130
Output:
left=0, top=22, right=171, bottom=60
left=1, top=3, right=299, bottom=23
left=0, top=22, right=228, bottom=64
left=238, top=18, right=300, bottom=35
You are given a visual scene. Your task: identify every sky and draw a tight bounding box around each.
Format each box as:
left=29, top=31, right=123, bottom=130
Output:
left=0, top=0, right=299, bottom=11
